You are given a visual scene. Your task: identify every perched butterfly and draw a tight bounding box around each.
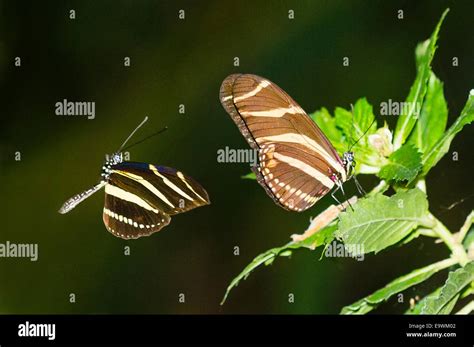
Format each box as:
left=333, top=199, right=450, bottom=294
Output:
left=220, top=74, right=357, bottom=212
left=59, top=117, right=210, bottom=239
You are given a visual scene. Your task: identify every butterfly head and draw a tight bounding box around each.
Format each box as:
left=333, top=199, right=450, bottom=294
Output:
left=342, top=151, right=355, bottom=177
left=101, top=152, right=124, bottom=180
left=108, top=152, right=124, bottom=165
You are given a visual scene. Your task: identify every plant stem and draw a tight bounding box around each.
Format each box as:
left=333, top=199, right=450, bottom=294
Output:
left=429, top=213, right=470, bottom=266
left=455, top=300, right=474, bottom=315
left=456, top=210, right=474, bottom=243
left=416, top=179, right=427, bottom=193
left=368, top=180, right=388, bottom=196
left=416, top=257, right=458, bottom=273
left=417, top=228, right=437, bottom=238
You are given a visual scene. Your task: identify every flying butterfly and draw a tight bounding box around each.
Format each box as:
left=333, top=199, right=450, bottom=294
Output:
left=59, top=117, right=210, bottom=239
left=220, top=73, right=359, bottom=212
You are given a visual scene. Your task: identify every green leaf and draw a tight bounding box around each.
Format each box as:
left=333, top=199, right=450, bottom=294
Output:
left=341, top=258, right=456, bottom=314
left=340, top=297, right=374, bottom=315
left=241, top=172, right=256, bottom=180
left=421, top=262, right=474, bottom=314
left=334, top=106, right=353, bottom=141
left=393, top=9, right=449, bottom=150
left=406, top=270, right=473, bottom=314
left=421, top=90, right=474, bottom=176
left=407, top=73, right=448, bottom=153
left=334, top=98, right=377, bottom=144
left=437, top=294, right=460, bottom=314
left=352, top=98, right=377, bottom=139
left=395, top=228, right=422, bottom=247
left=460, top=281, right=474, bottom=299
left=311, top=107, right=345, bottom=153
left=220, top=224, right=337, bottom=305
left=336, top=189, right=431, bottom=254
left=378, top=145, right=422, bottom=183
left=349, top=100, right=383, bottom=170
left=334, top=99, right=384, bottom=171
left=406, top=287, right=442, bottom=314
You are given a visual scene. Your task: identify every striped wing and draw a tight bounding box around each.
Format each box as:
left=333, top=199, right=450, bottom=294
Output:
left=103, top=192, right=171, bottom=239
left=220, top=74, right=346, bottom=212
left=103, top=162, right=210, bottom=239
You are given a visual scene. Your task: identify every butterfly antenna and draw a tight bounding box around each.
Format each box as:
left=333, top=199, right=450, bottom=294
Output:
left=117, top=116, right=149, bottom=152
left=348, top=104, right=355, bottom=152
left=122, top=126, right=168, bottom=151
left=349, top=117, right=376, bottom=151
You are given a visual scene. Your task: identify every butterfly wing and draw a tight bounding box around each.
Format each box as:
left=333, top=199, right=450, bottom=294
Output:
left=220, top=74, right=346, bottom=211
left=103, top=162, right=210, bottom=239
left=103, top=191, right=171, bottom=239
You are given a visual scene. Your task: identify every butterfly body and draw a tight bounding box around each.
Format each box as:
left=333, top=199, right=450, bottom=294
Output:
left=59, top=146, right=210, bottom=239
left=220, top=74, right=354, bottom=212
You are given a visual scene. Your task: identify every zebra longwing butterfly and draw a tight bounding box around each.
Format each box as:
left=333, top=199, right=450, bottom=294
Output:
left=59, top=117, right=210, bottom=239
left=220, top=74, right=355, bottom=212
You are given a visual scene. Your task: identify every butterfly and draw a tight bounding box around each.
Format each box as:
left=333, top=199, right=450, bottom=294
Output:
left=58, top=117, right=210, bottom=239
left=220, top=74, right=356, bottom=212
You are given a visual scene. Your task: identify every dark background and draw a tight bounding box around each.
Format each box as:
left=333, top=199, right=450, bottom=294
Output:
left=0, top=0, right=472, bottom=314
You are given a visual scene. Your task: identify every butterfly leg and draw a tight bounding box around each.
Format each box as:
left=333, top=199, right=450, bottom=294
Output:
left=353, top=175, right=366, bottom=196
left=331, top=181, right=353, bottom=211
left=339, top=181, right=354, bottom=211
left=330, top=188, right=342, bottom=206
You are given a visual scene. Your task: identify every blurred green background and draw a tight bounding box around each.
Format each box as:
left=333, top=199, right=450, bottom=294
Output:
left=0, top=0, right=472, bottom=314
